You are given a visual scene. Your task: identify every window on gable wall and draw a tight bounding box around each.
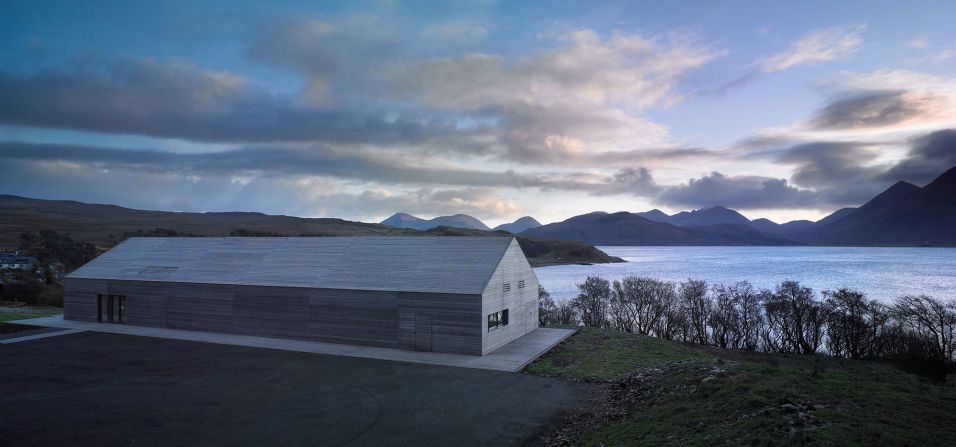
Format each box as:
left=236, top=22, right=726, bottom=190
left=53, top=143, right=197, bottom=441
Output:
left=502, top=282, right=511, bottom=292
left=518, top=280, right=526, bottom=289
left=487, top=309, right=509, bottom=332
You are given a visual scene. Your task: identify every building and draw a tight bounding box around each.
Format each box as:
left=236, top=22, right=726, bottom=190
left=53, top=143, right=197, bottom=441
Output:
left=64, top=236, right=539, bottom=356
left=0, top=252, right=38, bottom=270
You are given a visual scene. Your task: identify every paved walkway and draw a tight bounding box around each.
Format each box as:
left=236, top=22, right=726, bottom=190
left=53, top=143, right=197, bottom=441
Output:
left=0, top=328, right=85, bottom=344
left=10, top=315, right=574, bottom=372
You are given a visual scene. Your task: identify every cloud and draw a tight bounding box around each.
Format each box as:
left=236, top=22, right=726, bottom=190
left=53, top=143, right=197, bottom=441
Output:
left=777, top=141, right=882, bottom=187
left=774, top=141, right=891, bottom=205
left=0, top=157, right=524, bottom=222
left=590, top=167, right=661, bottom=196
left=908, top=38, right=929, bottom=49
left=808, top=90, right=944, bottom=130
left=244, top=16, right=400, bottom=106
left=0, top=24, right=726, bottom=169
left=879, top=128, right=956, bottom=184
left=932, top=49, right=955, bottom=64
left=372, top=28, right=725, bottom=163
left=733, top=69, right=956, bottom=149
left=757, top=25, right=865, bottom=73
left=656, top=172, right=820, bottom=209
left=0, top=59, right=446, bottom=145
left=0, top=140, right=681, bottom=196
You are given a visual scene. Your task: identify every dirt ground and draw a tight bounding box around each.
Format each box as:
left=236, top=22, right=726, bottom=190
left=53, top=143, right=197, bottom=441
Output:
left=0, top=331, right=584, bottom=446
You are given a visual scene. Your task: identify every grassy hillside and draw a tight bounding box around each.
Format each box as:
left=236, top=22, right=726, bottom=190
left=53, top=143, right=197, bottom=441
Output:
left=0, top=195, right=623, bottom=267
left=527, top=328, right=956, bottom=446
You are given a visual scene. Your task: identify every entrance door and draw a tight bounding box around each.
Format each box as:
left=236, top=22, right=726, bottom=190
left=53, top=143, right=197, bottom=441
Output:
left=522, top=302, right=534, bottom=331
left=97, top=294, right=127, bottom=324
left=414, top=314, right=432, bottom=352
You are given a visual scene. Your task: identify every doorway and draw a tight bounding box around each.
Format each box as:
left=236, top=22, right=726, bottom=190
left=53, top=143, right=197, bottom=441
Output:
left=97, top=294, right=127, bottom=324
left=414, top=314, right=432, bottom=352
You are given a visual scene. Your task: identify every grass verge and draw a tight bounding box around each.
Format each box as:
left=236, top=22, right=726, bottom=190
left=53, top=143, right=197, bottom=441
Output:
left=527, top=328, right=956, bottom=446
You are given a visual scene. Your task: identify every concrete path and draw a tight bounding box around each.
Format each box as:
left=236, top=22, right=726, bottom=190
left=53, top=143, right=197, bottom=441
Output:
left=0, top=328, right=85, bottom=344
left=10, top=315, right=574, bottom=372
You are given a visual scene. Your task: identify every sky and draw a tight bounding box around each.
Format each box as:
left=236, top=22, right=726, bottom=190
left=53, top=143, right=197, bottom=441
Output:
left=1, top=0, right=955, bottom=226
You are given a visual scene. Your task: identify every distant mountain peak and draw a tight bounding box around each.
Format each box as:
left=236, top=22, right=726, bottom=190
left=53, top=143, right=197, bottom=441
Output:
left=924, top=165, right=956, bottom=195
left=494, top=216, right=542, bottom=234
left=669, top=205, right=750, bottom=227
left=637, top=209, right=671, bottom=223
left=380, top=212, right=490, bottom=231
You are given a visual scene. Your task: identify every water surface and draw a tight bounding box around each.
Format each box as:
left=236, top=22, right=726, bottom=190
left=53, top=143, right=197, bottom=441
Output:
left=534, top=246, right=956, bottom=303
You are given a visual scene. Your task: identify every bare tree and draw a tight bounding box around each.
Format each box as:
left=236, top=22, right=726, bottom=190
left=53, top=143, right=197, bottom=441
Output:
left=679, top=279, right=710, bottom=345
left=653, top=287, right=686, bottom=341
left=625, top=277, right=668, bottom=335
left=710, top=283, right=740, bottom=349
left=538, top=285, right=557, bottom=326
left=822, top=288, right=890, bottom=359
left=609, top=281, right=635, bottom=332
left=571, top=276, right=611, bottom=328
left=763, top=281, right=824, bottom=355
left=554, top=299, right=578, bottom=326
left=892, top=295, right=956, bottom=363
left=735, top=282, right=764, bottom=351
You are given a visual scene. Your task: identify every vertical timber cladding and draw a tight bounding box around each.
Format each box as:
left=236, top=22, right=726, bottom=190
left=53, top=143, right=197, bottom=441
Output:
left=108, top=280, right=168, bottom=328
left=235, top=285, right=310, bottom=339
left=481, top=239, right=540, bottom=355
left=62, top=278, right=105, bottom=322
left=310, top=288, right=400, bottom=349
left=397, top=292, right=483, bottom=355
left=164, top=282, right=236, bottom=333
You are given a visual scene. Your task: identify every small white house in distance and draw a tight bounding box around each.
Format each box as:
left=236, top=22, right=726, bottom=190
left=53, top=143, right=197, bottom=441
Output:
left=0, top=252, right=38, bottom=270
left=63, top=236, right=539, bottom=356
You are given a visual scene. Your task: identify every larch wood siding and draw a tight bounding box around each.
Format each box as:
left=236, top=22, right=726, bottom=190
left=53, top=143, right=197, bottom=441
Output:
left=309, top=289, right=399, bottom=348
left=164, top=282, right=236, bottom=333
left=481, top=239, right=539, bottom=355
left=63, top=278, right=106, bottom=322
left=108, top=280, right=167, bottom=328
left=235, top=285, right=310, bottom=339
left=398, top=291, right=483, bottom=355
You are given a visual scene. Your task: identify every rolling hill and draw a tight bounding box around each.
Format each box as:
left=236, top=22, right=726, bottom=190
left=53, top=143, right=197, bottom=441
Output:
left=521, top=211, right=796, bottom=246
left=0, top=195, right=622, bottom=267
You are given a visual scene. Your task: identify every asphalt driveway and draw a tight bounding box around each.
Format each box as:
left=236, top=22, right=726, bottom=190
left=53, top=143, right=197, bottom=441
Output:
left=0, top=332, right=583, bottom=446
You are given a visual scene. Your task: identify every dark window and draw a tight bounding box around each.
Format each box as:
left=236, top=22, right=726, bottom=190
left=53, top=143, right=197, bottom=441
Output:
left=97, top=294, right=127, bottom=324
left=518, top=280, right=526, bottom=289
left=487, top=309, right=509, bottom=332
left=502, top=283, right=511, bottom=292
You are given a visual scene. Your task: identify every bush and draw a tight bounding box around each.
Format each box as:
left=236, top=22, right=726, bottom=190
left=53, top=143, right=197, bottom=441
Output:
left=554, top=275, right=956, bottom=370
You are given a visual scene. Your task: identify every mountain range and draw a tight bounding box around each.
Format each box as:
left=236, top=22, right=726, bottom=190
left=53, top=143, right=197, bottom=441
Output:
left=522, top=165, right=956, bottom=246
left=381, top=213, right=541, bottom=233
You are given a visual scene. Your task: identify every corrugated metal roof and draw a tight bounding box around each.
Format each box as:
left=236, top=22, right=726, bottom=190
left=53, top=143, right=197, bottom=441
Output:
left=68, top=236, right=516, bottom=294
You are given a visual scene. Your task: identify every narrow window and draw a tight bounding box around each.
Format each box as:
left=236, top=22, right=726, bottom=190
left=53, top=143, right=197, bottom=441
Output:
left=518, top=280, right=526, bottom=289
left=487, top=309, right=510, bottom=332
left=502, top=282, right=511, bottom=292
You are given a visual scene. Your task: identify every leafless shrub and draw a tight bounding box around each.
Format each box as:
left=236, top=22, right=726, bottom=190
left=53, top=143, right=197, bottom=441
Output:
left=822, top=288, right=890, bottom=359
left=679, top=279, right=710, bottom=345
left=762, top=281, right=824, bottom=355
left=892, top=295, right=956, bottom=363
left=571, top=276, right=611, bottom=328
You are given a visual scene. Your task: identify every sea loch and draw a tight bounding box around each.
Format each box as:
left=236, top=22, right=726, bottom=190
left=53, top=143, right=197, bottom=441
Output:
left=534, top=246, right=956, bottom=303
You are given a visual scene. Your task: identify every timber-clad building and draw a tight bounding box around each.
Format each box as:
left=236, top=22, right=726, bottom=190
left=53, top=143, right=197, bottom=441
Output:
left=63, top=236, right=539, bottom=355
